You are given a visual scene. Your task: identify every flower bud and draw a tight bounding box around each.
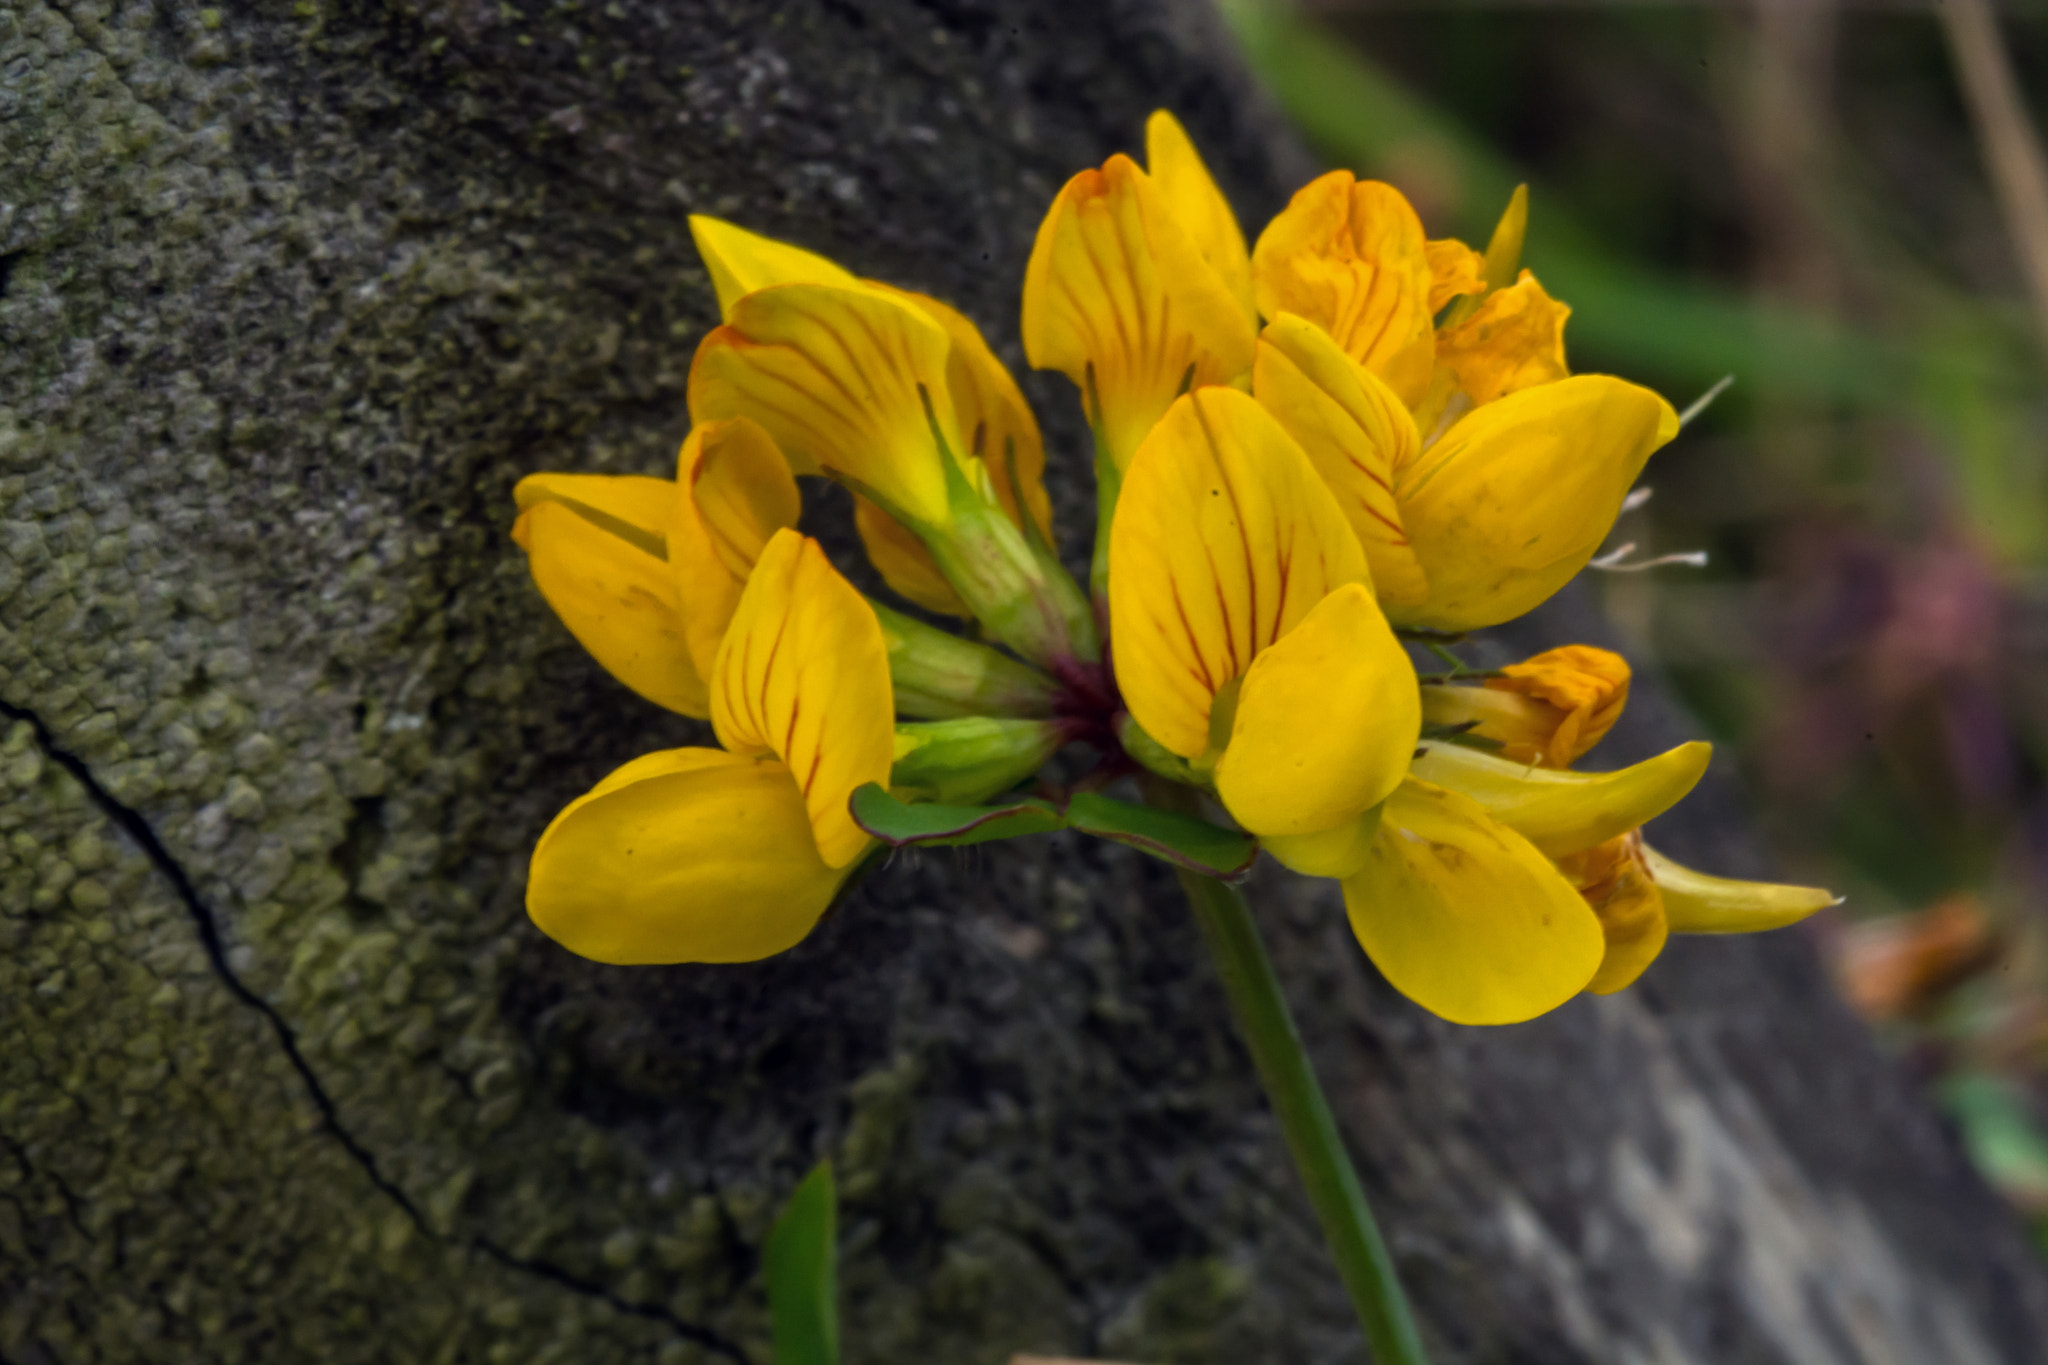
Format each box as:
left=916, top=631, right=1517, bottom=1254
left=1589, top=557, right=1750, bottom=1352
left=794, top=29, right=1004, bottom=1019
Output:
left=1422, top=645, right=1630, bottom=768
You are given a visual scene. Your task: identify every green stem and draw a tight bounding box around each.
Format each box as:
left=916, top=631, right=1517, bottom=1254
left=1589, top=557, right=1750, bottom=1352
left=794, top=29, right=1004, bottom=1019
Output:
left=1158, top=806, right=1430, bottom=1363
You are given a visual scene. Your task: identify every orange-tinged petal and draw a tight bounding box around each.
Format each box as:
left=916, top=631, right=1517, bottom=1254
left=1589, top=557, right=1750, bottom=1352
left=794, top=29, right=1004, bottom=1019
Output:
left=527, top=747, right=846, bottom=964
left=669, top=418, right=801, bottom=678
left=1421, top=645, right=1631, bottom=768
left=1214, top=583, right=1418, bottom=837
left=689, top=282, right=961, bottom=525
left=713, top=529, right=895, bottom=867
left=873, top=283, right=1054, bottom=543
left=1426, top=238, right=1486, bottom=314
left=688, top=214, right=860, bottom=320
left=1343, top=778, right=1605, bottom=1025
left=513, top=499, right=708, bottom=717
left=1557, top=832, right=1667, bottom=994
left=1108, top=387, right=1368, bottom=759
left=1251, top=172, right=1437, bottom=406
left=1022, top=155, right=1257, bottom=474
left=854, top=494, right=970, bottom=617
left=1490, top=645, right=1630, bottom=766
left=1394, top=374, right=1680, bottom=631
left=1252, top=314, right=1430, bottom=609
left=1434, top=271, right=1572, bottom=406
left=1145, top=109, right=1255, bottom=322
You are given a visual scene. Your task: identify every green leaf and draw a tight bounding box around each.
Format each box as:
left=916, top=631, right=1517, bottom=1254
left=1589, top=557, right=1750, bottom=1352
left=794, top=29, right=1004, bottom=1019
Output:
left=766, top=1161, right=838, bottom=1365
left=849, top=782, right=1067, bottom=848
left=1066, top=792, right=1260, bottom=881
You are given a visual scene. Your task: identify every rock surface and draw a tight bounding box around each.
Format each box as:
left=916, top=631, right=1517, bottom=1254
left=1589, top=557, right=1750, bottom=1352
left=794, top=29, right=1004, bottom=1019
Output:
left=3, top=1, right=2045, bottom=1362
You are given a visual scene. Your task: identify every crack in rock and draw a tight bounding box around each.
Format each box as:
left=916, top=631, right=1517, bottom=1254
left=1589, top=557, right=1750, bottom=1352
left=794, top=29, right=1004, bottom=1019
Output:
left=0, top=697, right=751, bottom=1364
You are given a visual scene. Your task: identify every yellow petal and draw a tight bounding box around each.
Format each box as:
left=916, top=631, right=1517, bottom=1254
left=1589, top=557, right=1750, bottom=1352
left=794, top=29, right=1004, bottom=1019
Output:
left=713, top=529, right=895, bottom=867
left=1215, top=583, right=1418, bottom=836
left=1108, top=386, right=1368, bottom=759
left=527, top=746, right=846, bottom=964
left=1250, top=172, right=1437, bottom=406
left=1408, top=739, right=1710, bottom=859
left=1343, top=778, right=1604, bottom=1025
left=1252, top=314, right=1430, bottom=609
left=1556, top=833, right=1668, bottom=994
left=1648, top=845, right=1838, bottom=934
left=1481, top=185, right=1530, bottom=294
left=1395, top=374, right=1681, bottom=630
left=1262, top=807, right=1383, bottom=879
left=854, top=493, right=970, bottom=617
left=1426, top=238, right=1486, bottom=314
left=1022, top=154, right=1258, bottom=474
left=669, top=418, right=802, bottom=678
left=873, top=283, right=1054, bottom=543
left=681, top=417, right=801, bottom=579
left=688, top=282, right=961, bottom=525
left=513, top=472, right=675, bottom=561
left=688, top=215, right=859, bottom=320
left=1434, top=271, right=1572, bottom=406
left=512, top=499, right=708, bottom=717
left=1145, top=109, right=1256, bottom=322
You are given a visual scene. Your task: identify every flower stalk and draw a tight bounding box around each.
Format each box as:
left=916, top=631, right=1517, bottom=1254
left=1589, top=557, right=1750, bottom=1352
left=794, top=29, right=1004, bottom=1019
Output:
left=1156, top=781, right=1430, bottom=1365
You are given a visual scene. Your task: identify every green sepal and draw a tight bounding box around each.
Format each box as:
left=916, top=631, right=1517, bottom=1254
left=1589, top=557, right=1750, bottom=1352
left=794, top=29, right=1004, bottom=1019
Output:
left=1114, top=713, right=1210, bottom=790
left=766, top=1161, right=838, bottom=1365
left=1066, top=792, right=1259, bottom=881
left=849, top=783, right=1066, bottom=848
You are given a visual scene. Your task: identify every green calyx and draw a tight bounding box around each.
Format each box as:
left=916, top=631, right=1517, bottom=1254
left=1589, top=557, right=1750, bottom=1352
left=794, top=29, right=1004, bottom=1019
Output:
left=1114, top=713, right=1211, bottom=790
left=872, top=602, right=1061, bottom=720
left=920, top=457, right=1099, bottom=669
left=889, top=717, right=1068, bottom=806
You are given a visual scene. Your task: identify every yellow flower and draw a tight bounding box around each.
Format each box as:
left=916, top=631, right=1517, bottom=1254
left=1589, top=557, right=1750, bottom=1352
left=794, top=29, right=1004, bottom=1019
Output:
left=1252, top=184, right=1680, bottom=632
left=1422, top=645, right=1631, bottom=769
left=689, top=280, right=960, bottom=527
left=687, top=215, right=1056, bottom=619
left=1022, top=111, right=1257, bottom=480
left=510, top=415, right=799, bottom=717
left=506, top=134, right=1835, bottom=1031
left=525, top=530, right=894, bottom=964
left=1107, top=386, right=1418, bottom=855
left=1250, top=170, right=1448, bottom=407
left=687, top=220, right=1091, bottom=666
left=1409, top=699, right=1832, bottom=998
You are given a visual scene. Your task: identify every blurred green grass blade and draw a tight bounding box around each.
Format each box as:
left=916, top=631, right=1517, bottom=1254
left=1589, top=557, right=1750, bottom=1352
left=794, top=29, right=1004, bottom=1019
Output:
left=1939, top=1074, right=2048, bottom=1208
left=1218, top=0, right=1911, bottom=402
left=766, top=1161, right=838, bottom=1365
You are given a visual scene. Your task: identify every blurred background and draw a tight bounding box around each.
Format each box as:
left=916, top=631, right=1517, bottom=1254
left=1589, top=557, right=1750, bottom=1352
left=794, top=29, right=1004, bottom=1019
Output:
left=1222, top=0, right=2048, bottom=1245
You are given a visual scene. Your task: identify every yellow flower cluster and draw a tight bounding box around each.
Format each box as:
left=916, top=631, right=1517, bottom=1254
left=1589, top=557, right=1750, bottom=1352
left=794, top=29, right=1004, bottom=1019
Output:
left=511, top=112, right=1835, bottom=1024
